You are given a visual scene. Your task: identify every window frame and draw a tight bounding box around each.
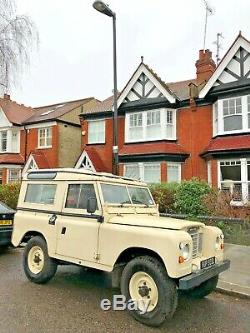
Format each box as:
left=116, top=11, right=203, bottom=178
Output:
left=167, top=163, right=182, bottom=183
left=8, top=169, right=21, bottom=183
left=217, top=158, right=250, bottom=205
left=124, top=162, right=161, bottom=183
left=0, top=130, right=7, bottom=153
left=88, top=119, right=106, bottom=144
left=38, top=127, right=52, bottom=149
left=125, top=108, right=176, bottom=143
left=214, top=95, right=250, bottom=136
left=24, top=183, right=57, bottom=205
left=62, top=182, right=101, bottom=214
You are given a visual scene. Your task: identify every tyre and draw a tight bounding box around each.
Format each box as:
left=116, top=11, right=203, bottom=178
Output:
left=183, top=275, right=219, bottom=299
left=23, top=236, right=57, bottom=284
left=120, top=256, right=178, bottom=327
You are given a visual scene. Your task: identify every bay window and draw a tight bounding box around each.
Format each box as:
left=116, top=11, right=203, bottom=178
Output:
left=88, top=120, right=105, bottom=144
left=167, top=163, right=181, bottom=183
left=8, top=169, right=21, bottom=183
left=0, top=131, right=7, bottom=152
left=126, top=108, right=176, bottom=142
left=124, top=162, right=161, bottom=183
left=213, top=95, right=250, bottom=136
left=218, top=159, right=250, bottom=203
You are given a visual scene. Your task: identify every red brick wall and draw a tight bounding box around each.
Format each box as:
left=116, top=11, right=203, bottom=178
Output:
left=81, top=116, right=125, bottom=173
left=26, top=125, right=59, bottom=168
left=178, top=104, right=213, bottom=182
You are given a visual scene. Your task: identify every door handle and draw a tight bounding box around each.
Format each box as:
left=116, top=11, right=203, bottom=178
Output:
left=61, top=227, right=66, bottom=235
left=49, top=214, right=57, bottom=225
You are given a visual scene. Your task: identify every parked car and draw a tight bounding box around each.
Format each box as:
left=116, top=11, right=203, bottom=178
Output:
left=0, top=201, right=15, bottom=250
left=12, top=169, right=230, bottom=327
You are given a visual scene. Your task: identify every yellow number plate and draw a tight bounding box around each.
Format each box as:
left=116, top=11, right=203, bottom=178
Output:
left=0, top=220, right=12, bottom=226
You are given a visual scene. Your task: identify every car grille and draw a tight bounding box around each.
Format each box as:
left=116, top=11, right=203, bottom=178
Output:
left=188, top=227, right=203, bottom=258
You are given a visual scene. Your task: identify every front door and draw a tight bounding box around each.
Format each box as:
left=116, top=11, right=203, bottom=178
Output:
left=55, top=182, right=101, bottom=263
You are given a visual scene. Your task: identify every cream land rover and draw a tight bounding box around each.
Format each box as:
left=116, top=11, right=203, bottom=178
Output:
left=12, top=169, right=230, bottom=327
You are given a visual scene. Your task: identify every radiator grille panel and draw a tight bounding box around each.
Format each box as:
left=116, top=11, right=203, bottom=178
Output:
left=188, top=228, right=203, bottom=258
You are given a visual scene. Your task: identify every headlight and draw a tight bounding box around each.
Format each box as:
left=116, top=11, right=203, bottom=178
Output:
left=215, top=236, right=221, bottom=250
left=179, top=242, right=190, bottom=260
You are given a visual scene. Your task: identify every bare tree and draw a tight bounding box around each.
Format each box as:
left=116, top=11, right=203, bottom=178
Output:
left=0, top=0, right=38, bottom=94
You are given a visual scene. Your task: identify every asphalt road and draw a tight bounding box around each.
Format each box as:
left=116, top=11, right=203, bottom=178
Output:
left=0, top=248, right=249, bottom=333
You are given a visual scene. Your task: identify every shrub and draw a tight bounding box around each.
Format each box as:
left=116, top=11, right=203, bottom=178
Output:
left=203, top=190, right=250, bottom=219
left=150, top=182, right=179, bottom=213
left=0, top=182, right=21, bottom=210
left=175, top=178, right=213, bottom=216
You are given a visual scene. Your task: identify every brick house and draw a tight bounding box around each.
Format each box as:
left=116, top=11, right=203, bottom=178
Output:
left=77, top=33, right=250, bottom=204
left=0, top=95, right=98, bottom=183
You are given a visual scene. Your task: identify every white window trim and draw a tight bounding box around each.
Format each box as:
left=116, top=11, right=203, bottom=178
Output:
left=167, top=163, right=182, bottom=183
left=38, top=127, right=52, bottom=149
left=7, top=169, right=22, bottom=183
left=217, top=158, right=250, bottom=205
left=125, top=108, right=176, bottom=143
left=124, top=162, right=161, bottom=183
left=207, top=160, right=212, bottom=185
left=88, top=119, right=106, bottom=144
left=214, top=95, right=250, bottom=137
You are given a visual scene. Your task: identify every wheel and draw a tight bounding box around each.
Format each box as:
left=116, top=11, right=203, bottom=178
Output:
left=23, top=236, right=57, bottom=284
left=120, top=256, right=178, bottom=327
left=183, top=275, right=219, bottom=299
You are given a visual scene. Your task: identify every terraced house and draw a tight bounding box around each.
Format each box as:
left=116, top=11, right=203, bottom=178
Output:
left=0, top=95, right=98, bottom=184
left=78, top=33, right=250, bottom=204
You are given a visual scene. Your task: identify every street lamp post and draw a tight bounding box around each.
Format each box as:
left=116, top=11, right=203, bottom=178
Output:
left=93, top=1, right=118, bottom=175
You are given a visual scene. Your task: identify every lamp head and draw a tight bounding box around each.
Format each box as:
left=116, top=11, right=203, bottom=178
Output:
left=93, top=1, right=115, bottom=17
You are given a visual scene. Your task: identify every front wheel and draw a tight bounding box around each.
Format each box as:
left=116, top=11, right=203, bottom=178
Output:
left=183, top=275, right=219, bottom=299
left=120, top=256, right=178, bottom=327
left=23, top=236, right=57, bottom=284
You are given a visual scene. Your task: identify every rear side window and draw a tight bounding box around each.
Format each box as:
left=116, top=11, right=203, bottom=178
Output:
left=65, top=184, right=96, bottom=210
left=25, top=184, right=57, bottom=204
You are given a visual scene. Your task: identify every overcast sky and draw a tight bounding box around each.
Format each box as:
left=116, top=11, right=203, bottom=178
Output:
left=11, top=0, right=250, bottom=107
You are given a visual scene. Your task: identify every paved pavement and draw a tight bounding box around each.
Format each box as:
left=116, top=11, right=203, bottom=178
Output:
left=0, top=248, right=250, bottom=333
left=218, top=243, right=250, bottom=298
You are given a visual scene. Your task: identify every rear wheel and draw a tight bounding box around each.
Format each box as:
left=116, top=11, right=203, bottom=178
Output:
left=23, top=236, right=57, bottom=284
left=183, top=275, right=219, bottom=299
left=121, top=256, right=178, bottom=327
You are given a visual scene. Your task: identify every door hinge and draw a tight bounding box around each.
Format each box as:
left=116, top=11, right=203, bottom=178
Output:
left=94, top=253, right=100, bottom=261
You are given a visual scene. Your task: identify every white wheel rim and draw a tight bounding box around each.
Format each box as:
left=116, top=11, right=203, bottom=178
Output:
left=27, top=246, right=45, bottom=275
left=129, top=271, right=159, bottom=312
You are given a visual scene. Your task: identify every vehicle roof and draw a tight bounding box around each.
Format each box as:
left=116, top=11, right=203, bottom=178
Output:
left=23, top=168, right=147, bottom=186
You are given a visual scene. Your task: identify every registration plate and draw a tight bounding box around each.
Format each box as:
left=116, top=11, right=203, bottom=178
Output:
left=201, top=257, right=215, bottom=269
left=0, top=220, right=12, bottom=226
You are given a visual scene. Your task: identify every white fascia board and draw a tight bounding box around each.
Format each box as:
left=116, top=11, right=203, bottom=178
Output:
left=24, top=121, right=57, bottom=129
left=199, top=36, right=250, bottom=98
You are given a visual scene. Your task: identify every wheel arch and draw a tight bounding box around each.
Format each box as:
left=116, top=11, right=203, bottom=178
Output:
left=20, top=231, right=46, bottom=244
left=114, top=247, right=167, bottom=272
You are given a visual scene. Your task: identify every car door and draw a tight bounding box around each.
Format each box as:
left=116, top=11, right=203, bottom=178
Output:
left=55, top=181, right=102, bottom=263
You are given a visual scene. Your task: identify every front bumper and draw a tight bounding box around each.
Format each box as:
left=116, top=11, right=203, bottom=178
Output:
left=0, top=227, right=13, bottom=246
left=178, top=259, right=230, bottom=290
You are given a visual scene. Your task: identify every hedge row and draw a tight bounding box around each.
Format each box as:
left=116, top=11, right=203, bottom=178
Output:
left=0, top=182, right=21, bottom=210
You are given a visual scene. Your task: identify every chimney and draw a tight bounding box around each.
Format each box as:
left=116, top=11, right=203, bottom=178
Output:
left=3, top=94, right=10, bottom=100
left=195, top=49, right=216, bottom=84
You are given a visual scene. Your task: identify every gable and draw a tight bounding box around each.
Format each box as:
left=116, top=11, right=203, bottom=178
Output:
left=125, top=73, right=164, bottom=102
left=213, top=47, right=250, bottom=87
left=0, top=108, right=12, bottom=128
left=118, top=63, right=176, bottom=107
left=199, top=35, right=250, bottom=98
left=75, top=151, right=96, bottom=171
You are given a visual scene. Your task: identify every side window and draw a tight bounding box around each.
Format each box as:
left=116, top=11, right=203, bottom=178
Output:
left=25, top=184, right=57, bottom=204
left=65, top=184, right=96, bottom=210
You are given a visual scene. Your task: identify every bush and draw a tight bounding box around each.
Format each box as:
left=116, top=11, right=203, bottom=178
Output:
left=150, top=182, right=179, bottom=213
left=175, top=178, right=213, bottom=216
left=203, top=190, right=250, bottom=219
left=0, top=182, right=21, bottom=210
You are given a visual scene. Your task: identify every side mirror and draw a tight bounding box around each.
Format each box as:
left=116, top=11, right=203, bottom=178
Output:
left=87, top=197, right=97, bottom=214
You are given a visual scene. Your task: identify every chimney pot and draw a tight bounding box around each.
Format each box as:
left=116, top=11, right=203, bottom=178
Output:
left=196, top=49, right=216, bottom=83
left=4, top=94, right=10, bottom=100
